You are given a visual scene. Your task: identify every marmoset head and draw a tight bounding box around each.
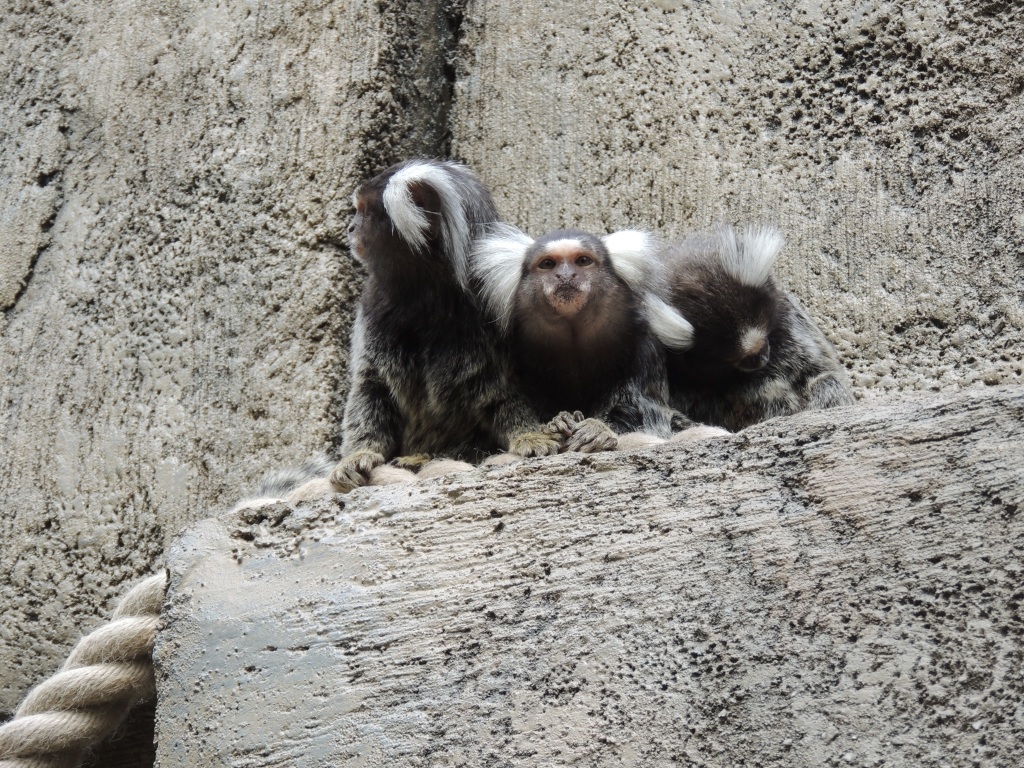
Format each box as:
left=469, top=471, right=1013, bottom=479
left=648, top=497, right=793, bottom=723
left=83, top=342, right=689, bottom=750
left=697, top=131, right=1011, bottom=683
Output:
left=665, top=225, right=785, bottom=373
left=472, top=225, right=694, bottom=349
left=349, top=159, right=498, bottom=290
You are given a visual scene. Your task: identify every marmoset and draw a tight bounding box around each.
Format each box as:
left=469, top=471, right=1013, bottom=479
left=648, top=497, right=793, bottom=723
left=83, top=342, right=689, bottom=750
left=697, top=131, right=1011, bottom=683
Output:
left=331, top=160, right=557, bottom=491
left=472, top=225, right=693, bottom=451
left=660, top=224, right=854, bottom=431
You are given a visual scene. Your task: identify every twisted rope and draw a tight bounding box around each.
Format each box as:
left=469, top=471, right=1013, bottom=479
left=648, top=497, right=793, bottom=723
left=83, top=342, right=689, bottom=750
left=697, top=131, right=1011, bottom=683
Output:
left=0, top=572, right=167, bottom=768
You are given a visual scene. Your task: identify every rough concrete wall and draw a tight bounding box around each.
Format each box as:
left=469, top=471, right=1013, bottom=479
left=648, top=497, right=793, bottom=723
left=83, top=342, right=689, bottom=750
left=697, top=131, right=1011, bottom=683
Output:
left=2, top=0, right=1022, bottom=744
left=0, top=0, right=463, bottom=712
left=453, top=0, right=1024, bottom=395
left=154, top=388, right=1023, bottom=767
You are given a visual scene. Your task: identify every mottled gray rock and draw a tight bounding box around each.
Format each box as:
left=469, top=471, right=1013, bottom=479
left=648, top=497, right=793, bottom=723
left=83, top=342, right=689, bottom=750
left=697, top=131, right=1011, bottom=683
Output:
left=155, top=388, right=1024, bottom=767
left=0, top=0, right=462, bottom=711
left=2, top=0, right=1022, bottom=754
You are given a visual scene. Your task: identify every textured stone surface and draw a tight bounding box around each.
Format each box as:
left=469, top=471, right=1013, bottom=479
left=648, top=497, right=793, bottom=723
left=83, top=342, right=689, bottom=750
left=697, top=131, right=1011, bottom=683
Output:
left=156, top=388, right=1023, bottom=767
left=0, top=0, right=466, bottom=711
left=454, top=0, right=1024, bottom=396
left=2, top=0, right=1022, bottom=753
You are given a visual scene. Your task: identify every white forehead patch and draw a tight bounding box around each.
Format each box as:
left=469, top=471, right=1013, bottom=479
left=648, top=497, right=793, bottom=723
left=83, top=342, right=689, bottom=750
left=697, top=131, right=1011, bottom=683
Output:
left=740, top=326, right=768, bottom=355
left=541, top=238, right=586, bottom=255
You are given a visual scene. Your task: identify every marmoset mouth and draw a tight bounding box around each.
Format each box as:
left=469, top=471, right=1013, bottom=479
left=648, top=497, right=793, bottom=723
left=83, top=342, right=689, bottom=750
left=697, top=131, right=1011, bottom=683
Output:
left=348, top=233, right=365, bottom=262
left=548, top=284, right=588, bottom=315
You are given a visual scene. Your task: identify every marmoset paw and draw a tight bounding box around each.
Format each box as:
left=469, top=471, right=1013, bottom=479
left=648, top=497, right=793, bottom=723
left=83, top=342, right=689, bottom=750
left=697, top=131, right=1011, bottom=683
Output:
left=670, top=410, right=697, bottom=431
left=547, top=410, right=585, bottom=437
left=564, top=418, right=618, bottom=453
left=509, top=430, right=562, bottom=458
left=391, top=453, right=432, bottom=471
left=329, top=450, right=386, bottom=492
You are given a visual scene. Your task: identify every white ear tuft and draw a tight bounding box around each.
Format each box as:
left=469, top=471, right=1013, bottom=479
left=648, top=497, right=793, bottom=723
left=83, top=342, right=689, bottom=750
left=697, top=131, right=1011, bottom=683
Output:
left=382, top=161, right=473, bottom=289
left=603, top=229, right=690, bottom=348
left=715, top=224, right=784, bottom=287
left=601, top=230, right=658, bottom=292
left=382, top=164, right=433, bottom=248
left=645, top=295, right=694, bottom=351
left=471, top=224, right=535, bottom=333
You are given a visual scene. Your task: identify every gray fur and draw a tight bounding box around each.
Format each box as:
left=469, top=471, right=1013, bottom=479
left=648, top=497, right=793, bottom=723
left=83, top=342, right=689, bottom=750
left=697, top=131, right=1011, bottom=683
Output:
left=255, top=455, right=334, bottom=497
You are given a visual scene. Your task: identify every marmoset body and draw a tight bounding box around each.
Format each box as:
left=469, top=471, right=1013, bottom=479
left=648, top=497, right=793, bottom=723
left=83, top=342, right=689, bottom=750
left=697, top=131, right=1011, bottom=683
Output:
left=331, top=160, right=558, bottom=490
left=660, top=225, right=853, bottom=431
left=472, top=225, right=693, bottom=451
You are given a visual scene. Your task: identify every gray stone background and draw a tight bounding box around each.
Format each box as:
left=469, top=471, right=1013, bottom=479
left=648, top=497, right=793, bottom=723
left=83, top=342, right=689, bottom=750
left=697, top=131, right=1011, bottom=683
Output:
left=1, top=0, right=1021, bottom=734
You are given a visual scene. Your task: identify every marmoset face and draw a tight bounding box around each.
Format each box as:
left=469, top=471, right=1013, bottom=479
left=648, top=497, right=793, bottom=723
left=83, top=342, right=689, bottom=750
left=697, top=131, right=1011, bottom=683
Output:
left=523, top=231, right=610, bottom=320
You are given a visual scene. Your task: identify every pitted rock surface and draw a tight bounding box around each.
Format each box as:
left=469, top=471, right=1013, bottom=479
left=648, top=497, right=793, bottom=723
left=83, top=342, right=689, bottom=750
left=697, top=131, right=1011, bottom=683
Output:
left=156, top=388, right=1023, bottom=767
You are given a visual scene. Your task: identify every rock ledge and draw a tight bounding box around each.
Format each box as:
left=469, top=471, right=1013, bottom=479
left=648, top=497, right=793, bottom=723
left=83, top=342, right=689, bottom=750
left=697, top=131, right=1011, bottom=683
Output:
left=156, top=388, right=1023, bottom=767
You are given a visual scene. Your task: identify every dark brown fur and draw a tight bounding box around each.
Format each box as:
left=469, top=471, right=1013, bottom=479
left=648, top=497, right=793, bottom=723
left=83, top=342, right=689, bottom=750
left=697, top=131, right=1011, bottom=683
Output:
left=496, top=229, right=675, bottom=446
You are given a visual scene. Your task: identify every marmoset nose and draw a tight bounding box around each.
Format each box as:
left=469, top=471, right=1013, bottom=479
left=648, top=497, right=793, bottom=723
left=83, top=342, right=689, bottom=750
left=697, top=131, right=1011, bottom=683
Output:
left=555, top=262, right=576, bottom=280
